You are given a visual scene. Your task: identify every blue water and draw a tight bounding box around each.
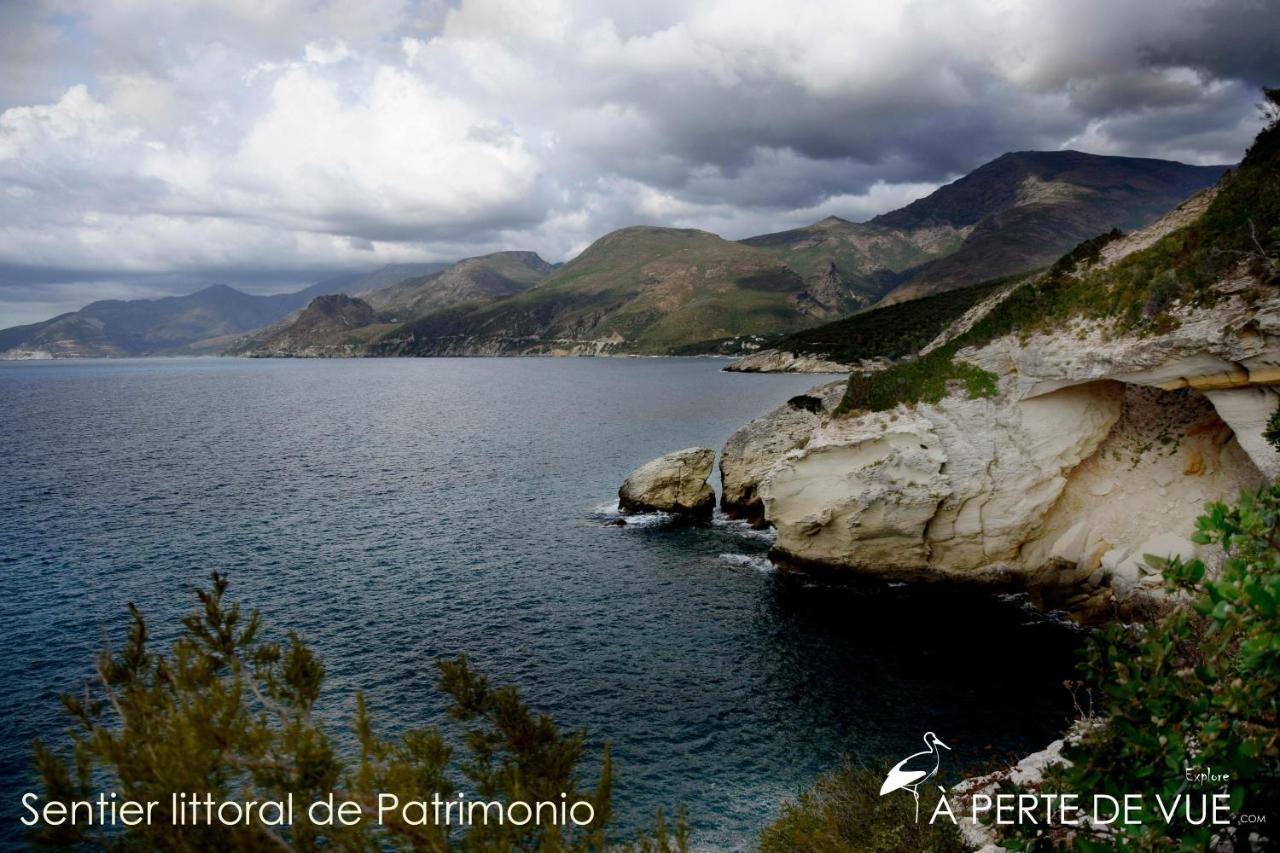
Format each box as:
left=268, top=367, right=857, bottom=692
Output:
left=0, top=357, right=1082, bottom=848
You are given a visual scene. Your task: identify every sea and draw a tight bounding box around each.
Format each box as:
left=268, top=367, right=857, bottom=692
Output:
left=0, top=357, right=1083, bottom=848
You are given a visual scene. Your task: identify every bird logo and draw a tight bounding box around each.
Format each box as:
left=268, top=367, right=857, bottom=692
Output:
left=879, top=732, right=951, bottom=822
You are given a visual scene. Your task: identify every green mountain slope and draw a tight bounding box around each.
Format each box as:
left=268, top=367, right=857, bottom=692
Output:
left=364, top=251, right=552, bottom=320
left=224, top=251, right=553, bottom=356
left=375, top=227, right=865, bottom=356
left=739, top=215, right=965, bottom=303
left=241, top=294, right=391, bottom=358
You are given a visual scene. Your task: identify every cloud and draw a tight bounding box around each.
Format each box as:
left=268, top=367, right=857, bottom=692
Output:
left=1, top=0, right=1278, bottom=324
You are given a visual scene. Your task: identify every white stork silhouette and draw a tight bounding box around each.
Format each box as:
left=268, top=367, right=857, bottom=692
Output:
left=879, top=732, right=950, bottom=821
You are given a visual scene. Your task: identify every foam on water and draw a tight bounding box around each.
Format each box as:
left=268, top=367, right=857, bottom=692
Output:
left=718, top=552, right=775, bottom=573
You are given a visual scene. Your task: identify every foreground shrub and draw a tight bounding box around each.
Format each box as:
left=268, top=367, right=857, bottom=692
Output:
left=31, top=573, right=684, bottom=851
left=1001, top=484, right=1280, bottom=850
left=760, top=762, right=966, bottom=853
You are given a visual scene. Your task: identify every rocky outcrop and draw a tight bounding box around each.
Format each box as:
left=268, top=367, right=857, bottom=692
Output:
left=752, top=287, right=1277, bottom=608
left=723, top=349, right=857, bottom=373
left=720, top=382, right=845, bottom=523
left=758, top=381, right=1126, bottom=581
left=618, top=448, right=716, bottom=518
left=723, top=207, right=1279, bottom=614
left=951, top=733, right=1079, bottom=852
left=244, top=294, right=383, bottom=358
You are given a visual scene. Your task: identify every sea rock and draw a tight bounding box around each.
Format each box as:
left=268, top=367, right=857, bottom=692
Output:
left=719, top=381, right=845, bottom=524
left=618, top=448, right=716, bottom=518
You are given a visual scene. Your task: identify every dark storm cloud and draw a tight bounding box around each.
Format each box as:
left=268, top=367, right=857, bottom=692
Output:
left=0, top=0, right=1278, bottom=325
left=1144, top=0, right=1280, bottom=84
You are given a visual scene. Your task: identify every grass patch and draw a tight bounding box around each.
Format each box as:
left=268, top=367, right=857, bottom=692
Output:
left=836, top=345, right=998, bottom=415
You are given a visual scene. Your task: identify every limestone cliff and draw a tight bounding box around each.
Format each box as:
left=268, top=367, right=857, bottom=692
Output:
left=716, top=151, right=1279, bottom=616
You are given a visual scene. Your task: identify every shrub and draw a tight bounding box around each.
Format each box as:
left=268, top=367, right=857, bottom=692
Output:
left=1000, top=484, right=1280, bottom=850
left=760, top=762, right=966, bottom=853
left=837, top=346, right=998, bottom=415
left=1265, top=402, right=1280, bottom=454
left=787, top=394, right=825, bottom=414
left=30, top=573, right=684, bottom=851
left=774, top=277, right=1014, bottom=364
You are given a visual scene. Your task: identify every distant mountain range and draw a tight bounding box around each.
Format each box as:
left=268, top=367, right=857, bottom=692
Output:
left=226, top=252, right=555, bottom=357
left=0, top=263, right=448, bottom=359
left=0, top=150, right=1226, bottom=359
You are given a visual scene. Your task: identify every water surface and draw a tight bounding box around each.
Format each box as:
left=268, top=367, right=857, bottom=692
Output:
left=0, top=357, right=1081, bottom=848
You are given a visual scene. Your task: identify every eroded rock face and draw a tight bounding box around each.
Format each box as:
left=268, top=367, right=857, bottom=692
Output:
left=713, top=183, right=1280, bottom=614
left=1021, top=384, right=1262, bottom=598
left=720, top=381, right=845, bottom=523
left=760, top=381, right=1124, bottom=580
left=759, top=410, right=951, bottom=574
left=745, top=288, right=1278, bottom=607
left=619, top=448, right=716, bottom=518
left=1203, top=385, right=1280, bottom=480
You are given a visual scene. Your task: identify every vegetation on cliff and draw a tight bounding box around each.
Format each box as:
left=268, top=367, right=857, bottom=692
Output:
left=770, top=275, right=1014, bottom=365
left=999, top=483, right=1280, bottom=850
left=30, top=574, right=685, bottom=851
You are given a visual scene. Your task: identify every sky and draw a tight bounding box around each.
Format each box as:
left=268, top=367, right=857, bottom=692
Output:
left=1, top=0, right=1278, bottom=327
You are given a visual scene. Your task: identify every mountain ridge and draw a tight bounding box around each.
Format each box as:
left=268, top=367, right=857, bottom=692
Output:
left=370, top=150, right=1226, bottom=357
left=0, top=149, right=1228, bottom=359
left=0, top=264, right=449, bottom=359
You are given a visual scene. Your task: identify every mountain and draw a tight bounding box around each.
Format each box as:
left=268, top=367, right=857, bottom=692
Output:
left=738, top=215, right=965, bottom=302
left=371, top=152, right=1226, bottom=357
left=1, top=150, right=1228, bottom=359
left=225, top=251, right=553, bottom=356
left=374, top=227, right=868, bottom=357
left=0, top=284, right=321, bottom=359
left=871, top=150, right=1226, bottom=302
left=0, top=263, right=449, bottom=359
left=242, top=294, right=386, bottom=358
left=362, top=251, right=553, bottom=320
left=307, top=262, right=453, bottom=302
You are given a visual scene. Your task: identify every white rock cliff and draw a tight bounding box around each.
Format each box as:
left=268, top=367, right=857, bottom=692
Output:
left=722, top=202, right=1279, bottom=613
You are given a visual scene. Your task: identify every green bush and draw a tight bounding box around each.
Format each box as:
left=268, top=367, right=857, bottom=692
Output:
left=31, top=574, right=685, bottom=851
left=787, top=394, right=825, bottom=414
left=1001, top=484, right=1280, bottom=850
left=761, top=762, right=965, bottom=853
left=837, top=345, right=998, bottom=415
left=1265, top=402, right=1280, bottom=454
